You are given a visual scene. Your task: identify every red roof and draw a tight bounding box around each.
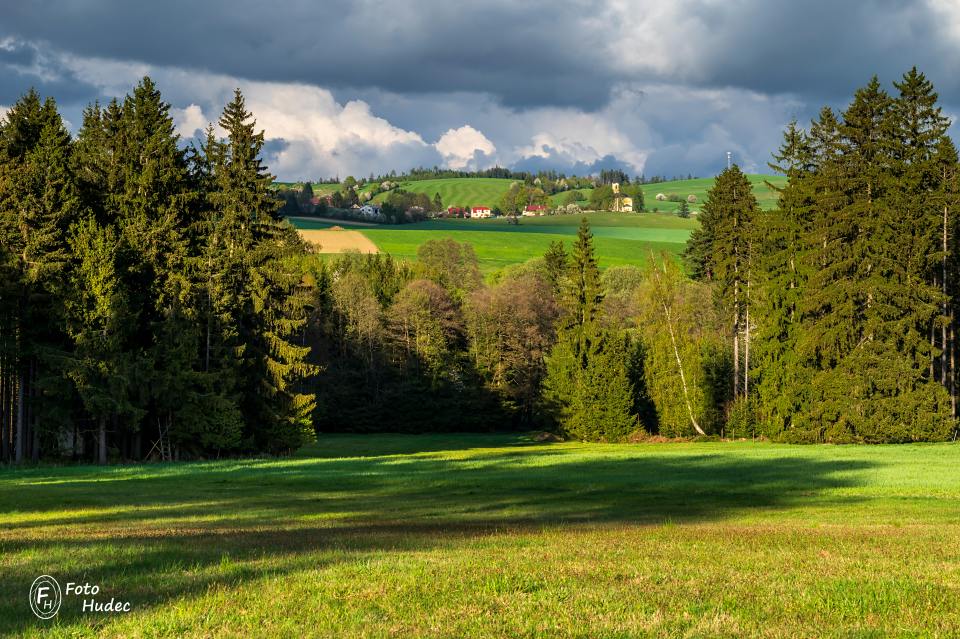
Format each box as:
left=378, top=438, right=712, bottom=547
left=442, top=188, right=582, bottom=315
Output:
left=472, top=206, right=491, bottom=211
left=525, top=205, right=547, bottom=211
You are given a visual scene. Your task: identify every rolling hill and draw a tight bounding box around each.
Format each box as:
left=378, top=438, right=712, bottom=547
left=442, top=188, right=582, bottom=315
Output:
left=280, top=174, right=788, bottom=212
left=294, top=212, right=698, bottom=272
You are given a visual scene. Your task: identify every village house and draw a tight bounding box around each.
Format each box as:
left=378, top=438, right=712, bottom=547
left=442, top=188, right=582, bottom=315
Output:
left=470, top=206, right=493, bottom=218
left=523, top=204, right=547, bottom=216
left=359, top=204, right=381, bottom=218
left=611, top=182, right=633, bottom=213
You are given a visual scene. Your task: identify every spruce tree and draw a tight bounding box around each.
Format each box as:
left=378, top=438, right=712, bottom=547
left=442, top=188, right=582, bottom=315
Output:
left=543, top=218, right=636, bottom=440
left=0, top=92, right=80, bottom=461
left=784, top=76, right=954, bottom=441
left=752, top=120, right=816, bottom=436
left=210, top=89, right=317, bottom=452
left=686, top=165, right=759, bottom=405
left=66, top=219, right=142, bottom=463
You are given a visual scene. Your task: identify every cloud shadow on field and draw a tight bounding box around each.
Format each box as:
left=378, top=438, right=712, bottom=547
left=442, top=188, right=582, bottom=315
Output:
left=0, top=442, right=876, bottom=634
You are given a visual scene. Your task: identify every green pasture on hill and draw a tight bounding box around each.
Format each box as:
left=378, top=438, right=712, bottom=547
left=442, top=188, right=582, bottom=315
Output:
left=294, top=212, right=698, bottom=272
left=286, top=175, right=790, bottom=271
left=4, top=435, right=960, bottom=637
left=639, top=174, right=786, bottom=213
left=279, top=175, right=788, bottom=213
left=351, top=175, right=786, bottom=212
left=370, top=177, right=516, bottom=209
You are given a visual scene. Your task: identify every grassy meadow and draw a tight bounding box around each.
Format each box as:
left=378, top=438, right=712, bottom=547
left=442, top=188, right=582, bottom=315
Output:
left=346, top=175, right=787, bottom=212
left=3, top=434, right=960, bottom=637
left=288, top=175, right=787, bottom=271
left=371, top=177, right=516, bottom=209
left=642, top=175, right=786, bottom=213
left=294, top=212, right=698, bottom=272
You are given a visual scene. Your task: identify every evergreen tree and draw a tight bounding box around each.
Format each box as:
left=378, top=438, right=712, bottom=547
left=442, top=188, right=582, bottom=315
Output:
left=752, top=120, right=816, bottom=436
left=685, top=165, right=759, bottom=406
left=543, top=218, right=636, bottom=440
left=0, top=91, right=80, bottom=461
left=542, top=240, right=568, bottom=295
left=776, top=76, right=954, bottom=441
left=66, top=219, right=142, bottom=464
left=210, top=89, right=317, bottom=453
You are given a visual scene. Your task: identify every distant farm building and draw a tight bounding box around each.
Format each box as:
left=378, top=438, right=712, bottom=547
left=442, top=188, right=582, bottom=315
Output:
left=611, top=183, right=633, bottom=212
left=359, top=204, right=381, bottom=218
left=523, top=205, right=548, bottom=216
left=446, top=206, right=466, bottom=218
left=470, top=206, right=493, bottom=218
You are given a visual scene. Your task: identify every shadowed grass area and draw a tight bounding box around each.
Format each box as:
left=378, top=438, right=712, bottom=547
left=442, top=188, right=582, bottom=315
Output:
left=2, top=435, right=960, bottom=637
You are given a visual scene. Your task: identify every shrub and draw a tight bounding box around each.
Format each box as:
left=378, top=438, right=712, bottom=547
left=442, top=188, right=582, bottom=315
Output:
left=687, top=194, right=697, bottom=203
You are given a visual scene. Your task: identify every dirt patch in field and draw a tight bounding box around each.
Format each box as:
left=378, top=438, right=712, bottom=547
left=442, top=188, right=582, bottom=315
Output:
left=299, top=229, right=379, bottom=254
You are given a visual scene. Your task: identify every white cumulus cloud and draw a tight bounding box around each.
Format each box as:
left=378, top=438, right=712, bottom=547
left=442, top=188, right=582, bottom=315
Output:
left=172, top=104, right=208, bottom=140
left=434, top=125, right=497, bottom=169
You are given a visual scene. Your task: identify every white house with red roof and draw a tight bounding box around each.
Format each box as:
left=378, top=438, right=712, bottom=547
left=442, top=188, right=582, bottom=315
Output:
left=470, top=206, right=492, bottom=218
left=523, top=204, right=547, bottom=216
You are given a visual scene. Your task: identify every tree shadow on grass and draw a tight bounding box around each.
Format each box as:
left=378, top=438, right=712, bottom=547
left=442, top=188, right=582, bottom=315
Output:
left=0, top=445, right=877, bottom=634
left=294, top=432, right=544, bottom=458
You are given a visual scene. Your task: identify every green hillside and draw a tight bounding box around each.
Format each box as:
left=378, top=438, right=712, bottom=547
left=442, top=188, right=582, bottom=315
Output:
left=294, top=212, right=697, bottom=272
left=370, top=177, right=516, bottom=209
left=640, top=174, right=786, bottom=212
left=281, top=175, right=788, bottom=212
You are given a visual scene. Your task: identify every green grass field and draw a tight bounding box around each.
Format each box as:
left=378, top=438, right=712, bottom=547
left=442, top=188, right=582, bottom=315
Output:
left=287, top=175, right=787, bottom=271
left=370, top=177, right=516, bottom=209
left=294, top=212, right=698, bottom=272
left=352, top=175, right=786, bottom=212
left=636, top=175, right=786, bottom=213
left=4, top=435, right=960, bottom=637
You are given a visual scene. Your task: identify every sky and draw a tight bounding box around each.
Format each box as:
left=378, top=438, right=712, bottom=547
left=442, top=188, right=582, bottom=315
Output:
left=2, top=0, right=960, bottom=181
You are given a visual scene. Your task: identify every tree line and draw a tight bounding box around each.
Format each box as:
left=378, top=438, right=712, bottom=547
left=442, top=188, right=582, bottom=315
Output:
left=314, top=68, right=960, bottom=444
left=0, top=78, right=315, bottom=463
left=2, top=68, right=957, bottom=465
left=686, top=68, right=959, bottom=442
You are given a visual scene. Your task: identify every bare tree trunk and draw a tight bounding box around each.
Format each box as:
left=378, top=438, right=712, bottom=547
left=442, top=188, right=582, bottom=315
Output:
left=98, top=416, right=107, bottom=465
left=651, top=260, right=705, bottom=436
left=952, top=315, right=957, bottom=419
left=664, top=302, right=705, bottom=436
left=30, top=359, right=39, bottom=462
left=931, top=320, right=936, bottom=379
left=0, top=349, right=6, bottom=463
left=744, top=275, right=751, bottom=401
left=732, top=315, right=739, bottom=400
left=14, top=371, right=23, bottom=464
left=944, top=201, right=949, bottom=386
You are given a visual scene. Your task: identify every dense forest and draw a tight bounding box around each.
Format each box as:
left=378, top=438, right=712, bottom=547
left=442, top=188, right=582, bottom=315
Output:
left=0, top=79, right=316, bottom=463
left=0, top=68, right=957, bottom=464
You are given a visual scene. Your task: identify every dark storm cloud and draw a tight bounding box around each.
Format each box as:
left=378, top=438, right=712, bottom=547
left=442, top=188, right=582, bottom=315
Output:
left=686, top=0, right=960, bottom=103
left=0, top=0, right=614, bottom=109
left=4, top=0, right=959, bottom=112
left=0, top=39, right=100, bottom=106
left=512, top=153, right=637, bottom=176
left=4, top=1, right=960, bottom=180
